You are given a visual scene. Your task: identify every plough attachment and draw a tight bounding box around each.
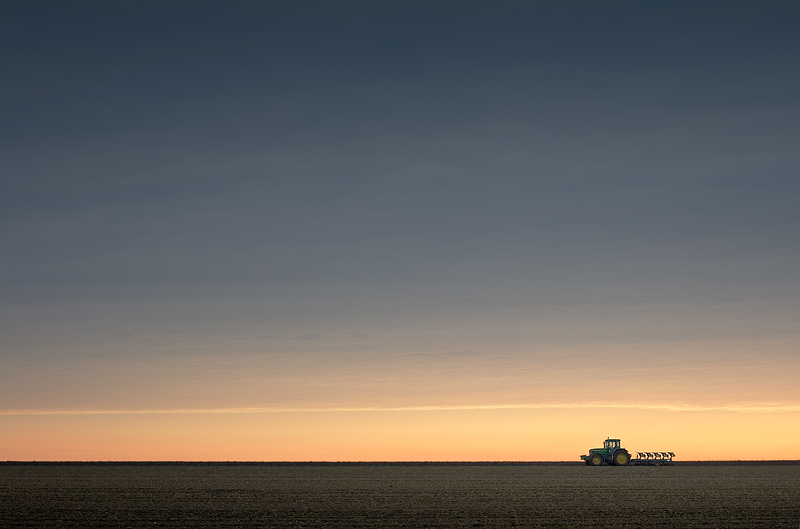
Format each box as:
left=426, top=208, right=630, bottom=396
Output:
left=632, top=451, right=675, bottom=465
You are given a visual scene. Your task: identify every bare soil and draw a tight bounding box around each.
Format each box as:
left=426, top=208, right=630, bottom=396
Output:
left=1, top=464, right=798, bottom=528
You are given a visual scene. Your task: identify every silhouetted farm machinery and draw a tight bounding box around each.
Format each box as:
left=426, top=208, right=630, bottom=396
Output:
left=580, top=438, right=675, bottom=466
left=633, top=451, right=676, bottom=465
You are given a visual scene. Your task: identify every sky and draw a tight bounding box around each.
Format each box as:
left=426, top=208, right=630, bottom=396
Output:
left=1, top=1, right=799, bottom=461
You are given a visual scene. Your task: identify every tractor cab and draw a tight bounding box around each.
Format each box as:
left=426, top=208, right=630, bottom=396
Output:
left=604, top=438, right=621, bottom=451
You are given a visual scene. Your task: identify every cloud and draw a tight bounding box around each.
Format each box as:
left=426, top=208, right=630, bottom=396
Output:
left=3, top=402, right=799, bottom=416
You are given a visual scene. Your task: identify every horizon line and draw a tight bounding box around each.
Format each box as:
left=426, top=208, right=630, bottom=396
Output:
left=2, top=460, right=799, bottom=465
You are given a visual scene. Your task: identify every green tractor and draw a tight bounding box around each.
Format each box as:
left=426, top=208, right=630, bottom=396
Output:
left=580, top=438, right=631, bottom=466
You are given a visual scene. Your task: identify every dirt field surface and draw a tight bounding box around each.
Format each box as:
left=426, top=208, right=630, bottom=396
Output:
left=1, top=464, right=798, bottom=528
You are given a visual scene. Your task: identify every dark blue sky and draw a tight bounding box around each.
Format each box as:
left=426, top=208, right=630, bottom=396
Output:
left=1, top=2, right=799, bottom=413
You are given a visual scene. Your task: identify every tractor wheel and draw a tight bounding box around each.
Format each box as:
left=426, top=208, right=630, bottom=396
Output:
left=588, top=453, right=604, bottom=466
left=613, top=450, right=631, bottom=466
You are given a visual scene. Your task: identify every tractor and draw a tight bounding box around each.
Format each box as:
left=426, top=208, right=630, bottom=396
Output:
left=580, top=438, right=631, bottom=466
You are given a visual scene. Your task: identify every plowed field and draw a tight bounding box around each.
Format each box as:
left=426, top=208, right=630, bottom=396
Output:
left=2, top=464, right=798, bottom=528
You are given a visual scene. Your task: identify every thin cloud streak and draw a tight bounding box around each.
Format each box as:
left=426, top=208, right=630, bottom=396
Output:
left=3, top=402, right=800, bottom=416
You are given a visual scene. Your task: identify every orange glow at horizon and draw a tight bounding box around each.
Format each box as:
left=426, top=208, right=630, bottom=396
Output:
left=2, top=407, right=798, bottom=462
